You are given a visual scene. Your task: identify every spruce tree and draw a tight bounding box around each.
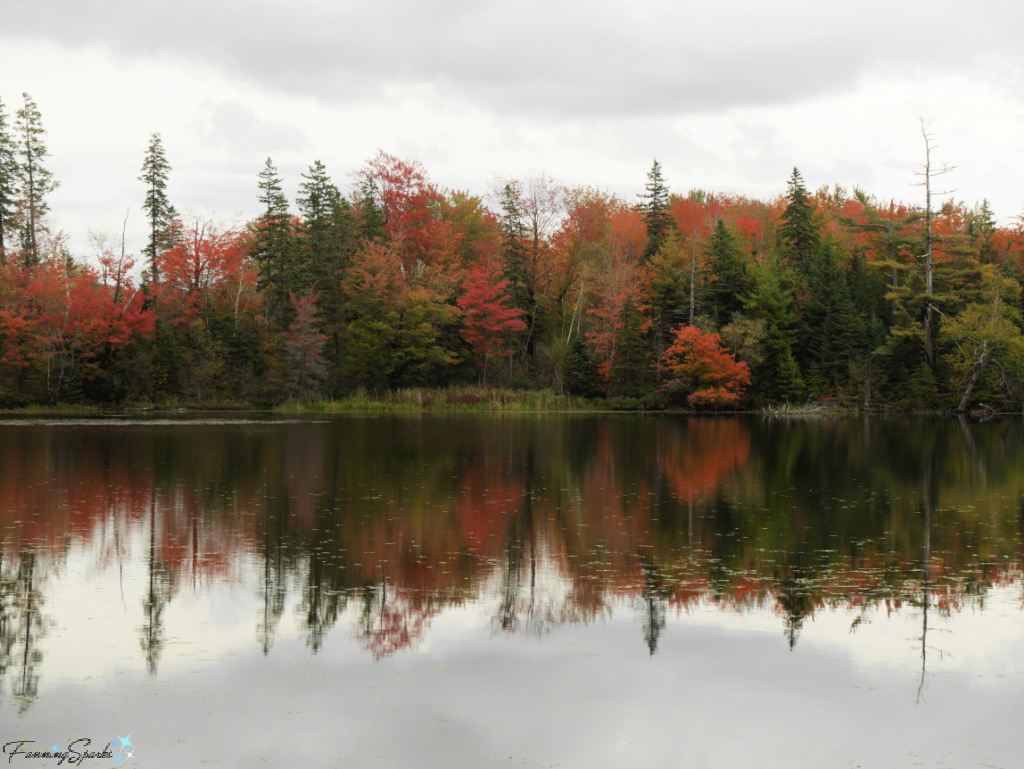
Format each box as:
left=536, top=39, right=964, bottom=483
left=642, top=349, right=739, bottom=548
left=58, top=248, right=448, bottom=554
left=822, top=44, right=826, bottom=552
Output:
left=802, top=238, right=863, bottom=392
left=253, top=158, right=297, bottom=327
left=965, top=199, right=997, bottom=263
left=498, top=183, right=534, bottom=370
left=706, top=218, right=751, bottom=325
left=609, top=297, right=652, bottom=397
left=356, top=175, right=386, bottom=242
left=139, top=132, right=177, bottom=281
left=745, top=258, right=804, bottom=402
left=297, top=160, right=352, bottom=386
left=0, top=97, right=17, bottom=260
left=638, top=159, right=672, bottom=261
left=499, top=183, right=531, bottom=313
left=778, top=168, right=819, bottom=275
left=564, top=337, right=604, bottom=399
left=647, top=231, right=689, bottom=378
left=14, top=93, right=58, bottom=267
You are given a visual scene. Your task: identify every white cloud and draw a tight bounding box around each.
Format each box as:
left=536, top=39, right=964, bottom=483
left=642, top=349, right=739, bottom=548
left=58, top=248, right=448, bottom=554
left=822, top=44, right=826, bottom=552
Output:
left=1, top=0, right=1022, bottom=260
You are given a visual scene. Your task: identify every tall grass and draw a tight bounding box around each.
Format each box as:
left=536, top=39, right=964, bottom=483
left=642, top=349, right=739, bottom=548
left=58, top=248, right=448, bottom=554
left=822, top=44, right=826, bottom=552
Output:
left=277, top=386, right=603, bottom=413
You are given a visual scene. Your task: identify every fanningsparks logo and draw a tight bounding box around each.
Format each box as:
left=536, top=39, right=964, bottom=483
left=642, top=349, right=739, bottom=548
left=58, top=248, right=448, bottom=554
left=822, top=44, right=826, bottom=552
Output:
left=2, top=733, right=135, bottom=765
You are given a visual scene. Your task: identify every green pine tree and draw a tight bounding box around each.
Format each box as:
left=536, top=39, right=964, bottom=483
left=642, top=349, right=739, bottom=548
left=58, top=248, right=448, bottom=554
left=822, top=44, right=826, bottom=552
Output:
left=253, top=158, right=298, bottom=328
left=647, top=230, right=690, bottom=378
left=356, top=175, right=385, bottom=242
left=498, top=183, right=535, bottom=371
left=706, top=218, right=751, bottom=325
left=802, top=238, right=864, bottom=392
left=839, top=189, right=921, bottom=323
left=564, top=336, right=605, bottom=399
left=745, top=258, right=804, bottom=402
left=0, top=97, right=17, bottom=260
left=14, top=93, right=59, bottom=267
left=638, top=159, right=672, bottom=261
left=778, top=168, right=820, bottom=275
left=139, top=132, right=177, bottom=282
left=297, top=159, right=355, bottom=391
left=609, top=297, right=652, bottom=397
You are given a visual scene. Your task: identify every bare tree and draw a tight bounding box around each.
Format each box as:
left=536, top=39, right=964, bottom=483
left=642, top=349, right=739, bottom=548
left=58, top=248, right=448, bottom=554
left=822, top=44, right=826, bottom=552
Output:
left=913, top=119, right=956, bottom=368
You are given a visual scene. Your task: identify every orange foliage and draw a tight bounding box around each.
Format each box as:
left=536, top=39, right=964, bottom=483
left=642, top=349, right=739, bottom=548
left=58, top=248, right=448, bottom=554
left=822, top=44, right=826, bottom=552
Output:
left=661, top=325, right=751, bottom=407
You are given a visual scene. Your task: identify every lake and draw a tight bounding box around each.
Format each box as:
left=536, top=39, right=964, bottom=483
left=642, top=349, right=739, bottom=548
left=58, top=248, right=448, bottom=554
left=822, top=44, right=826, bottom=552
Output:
left=0, top=414, right=1021, bottom=768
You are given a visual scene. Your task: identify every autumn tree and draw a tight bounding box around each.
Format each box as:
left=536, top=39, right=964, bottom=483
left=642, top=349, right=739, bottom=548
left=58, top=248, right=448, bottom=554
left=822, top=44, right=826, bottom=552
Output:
left=344, top=240, right=459, bottom=390
left=457, top=262, right=527, bottom=385
left=281, top=290, right=328, bottom=401
left=149, top=219, right=261, bottom=400
left=13, top=94, right=58, bottom=267
left=661, top=325, right=751, bottom=408
left=6, top=250, right=153, bottom=404
left=139, top=132, right=177, bottom=282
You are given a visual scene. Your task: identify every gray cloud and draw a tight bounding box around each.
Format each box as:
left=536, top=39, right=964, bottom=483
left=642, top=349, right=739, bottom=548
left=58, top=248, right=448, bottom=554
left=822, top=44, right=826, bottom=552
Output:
left=5, top=0, right=1019, bottom=118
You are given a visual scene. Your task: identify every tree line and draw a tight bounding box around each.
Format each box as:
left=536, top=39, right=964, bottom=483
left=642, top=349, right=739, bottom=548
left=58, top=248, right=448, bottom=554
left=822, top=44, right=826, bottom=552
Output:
left=1, top=93, right=1022, bottom=410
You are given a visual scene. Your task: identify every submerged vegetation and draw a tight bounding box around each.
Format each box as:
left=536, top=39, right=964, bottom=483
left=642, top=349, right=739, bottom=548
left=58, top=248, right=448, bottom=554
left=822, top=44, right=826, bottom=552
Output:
left=2, top=94, right=1024, bottom=412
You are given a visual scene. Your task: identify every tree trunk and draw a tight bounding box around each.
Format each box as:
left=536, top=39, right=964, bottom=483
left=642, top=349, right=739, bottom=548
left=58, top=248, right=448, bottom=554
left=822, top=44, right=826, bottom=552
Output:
left=956, top=344, right=988, bottom=413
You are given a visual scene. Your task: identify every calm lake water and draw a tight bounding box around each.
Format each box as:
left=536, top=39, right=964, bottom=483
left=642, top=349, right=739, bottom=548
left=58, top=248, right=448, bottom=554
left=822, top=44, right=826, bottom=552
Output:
left=0, top=414, right=1021, bottom=768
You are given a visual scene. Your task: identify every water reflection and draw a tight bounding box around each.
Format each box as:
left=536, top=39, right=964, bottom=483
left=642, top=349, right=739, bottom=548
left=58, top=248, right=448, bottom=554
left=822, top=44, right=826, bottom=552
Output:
left=0, top=549, right=46, bottom=711
left=0, top=414, right=1022, bottom=704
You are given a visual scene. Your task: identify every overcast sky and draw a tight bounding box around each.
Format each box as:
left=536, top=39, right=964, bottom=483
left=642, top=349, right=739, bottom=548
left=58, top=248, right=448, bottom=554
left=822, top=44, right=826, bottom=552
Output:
left=2, top=0, right=1022, bottom=258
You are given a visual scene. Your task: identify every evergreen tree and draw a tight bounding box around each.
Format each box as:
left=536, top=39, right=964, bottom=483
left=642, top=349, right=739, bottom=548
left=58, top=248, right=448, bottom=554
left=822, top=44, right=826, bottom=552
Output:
left=138, top=132, right=177, bottom=281
left=802, top=238, right=863, bottom=393
left=563, top=336, right=604, bottom=399
left=638, top=159, right=672, bottom=261
left=647, top=230, right=690, bottom=378
left=706, top=218, right=751, bottom=325
left=839, top=190, right=920, bottom=323
left=965, top=199, right=997, bottom=263
left=745, top=258, right=804, bottom=402
left=498, top=183, right=532, bottom=313
left=252, top=158, right=297, bottom=328
left=498, top=183, right=535, bottom=370
left=609, top=296, right=652, bottom=397
left=778, top=167, right=820, bottom=275
left=14, top=93, right=58, bottom=267
left=0, top=97, right=17, bottom=260
left=297, top=160, right=353, bottom=388
left=356, top=175, right=385, bottom=242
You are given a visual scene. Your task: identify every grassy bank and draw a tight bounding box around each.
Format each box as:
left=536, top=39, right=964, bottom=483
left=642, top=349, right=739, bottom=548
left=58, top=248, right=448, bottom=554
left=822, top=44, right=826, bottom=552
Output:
left=276, top=386, right=606, bottom=413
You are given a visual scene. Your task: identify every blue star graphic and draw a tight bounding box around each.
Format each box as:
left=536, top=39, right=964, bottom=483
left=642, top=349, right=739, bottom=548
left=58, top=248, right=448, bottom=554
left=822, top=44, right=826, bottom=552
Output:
left=113, top=757, right=122, bottom=764
left=126, top=751, right=134, bottom=759
left=118, top=734, right=133, bottom=749
left=51, top=745, right=59, bottom=752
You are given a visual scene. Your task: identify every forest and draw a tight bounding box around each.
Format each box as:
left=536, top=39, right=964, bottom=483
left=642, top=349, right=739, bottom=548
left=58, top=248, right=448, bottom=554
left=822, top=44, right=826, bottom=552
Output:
left=2, top=92, right=1023, bottom=411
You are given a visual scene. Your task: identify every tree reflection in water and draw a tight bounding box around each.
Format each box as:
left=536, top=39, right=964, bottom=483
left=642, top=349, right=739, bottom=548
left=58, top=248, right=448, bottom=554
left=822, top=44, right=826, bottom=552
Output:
left=0, top=414, right=1021, bottom=679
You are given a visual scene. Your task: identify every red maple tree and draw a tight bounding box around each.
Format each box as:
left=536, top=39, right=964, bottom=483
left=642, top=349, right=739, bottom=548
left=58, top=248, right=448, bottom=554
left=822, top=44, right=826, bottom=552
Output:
left=457, top=262, right=526, bottom=384
left=661, top=325, right=750, bottom=408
